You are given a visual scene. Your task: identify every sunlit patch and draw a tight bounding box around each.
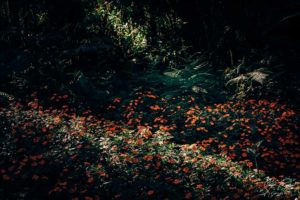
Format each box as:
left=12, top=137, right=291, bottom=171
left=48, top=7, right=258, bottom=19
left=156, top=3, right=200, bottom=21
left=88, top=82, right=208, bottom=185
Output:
left=0, top=92, right=299, bottom=199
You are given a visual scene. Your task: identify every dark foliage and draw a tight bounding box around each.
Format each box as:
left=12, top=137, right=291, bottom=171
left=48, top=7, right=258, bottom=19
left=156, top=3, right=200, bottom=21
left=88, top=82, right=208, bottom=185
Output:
left=0, top=0, right=299, bottom=199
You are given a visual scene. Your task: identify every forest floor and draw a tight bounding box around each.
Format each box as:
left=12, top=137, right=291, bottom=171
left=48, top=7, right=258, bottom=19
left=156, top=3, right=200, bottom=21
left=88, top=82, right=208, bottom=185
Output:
left=1, top=1, right=300, bottom=199
left=0, top=90, right=299, bottom=199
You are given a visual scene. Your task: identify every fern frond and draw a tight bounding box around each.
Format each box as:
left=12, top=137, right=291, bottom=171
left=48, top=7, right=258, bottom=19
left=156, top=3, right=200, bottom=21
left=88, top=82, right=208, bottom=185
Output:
left=0, top=92, right=14, bottom=101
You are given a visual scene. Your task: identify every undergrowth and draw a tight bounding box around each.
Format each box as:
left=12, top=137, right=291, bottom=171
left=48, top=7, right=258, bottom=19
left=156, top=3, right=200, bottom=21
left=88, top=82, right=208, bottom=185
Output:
left=0, top=92, right=299, bottom=199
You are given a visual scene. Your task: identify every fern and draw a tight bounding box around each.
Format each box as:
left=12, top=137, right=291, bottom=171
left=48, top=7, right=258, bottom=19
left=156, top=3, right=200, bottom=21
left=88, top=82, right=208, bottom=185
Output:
left=136, top=53, right=222, bottom=100
left=225, top=64, right=276, bottom=99
left=0, top=92, right=14, bottom=101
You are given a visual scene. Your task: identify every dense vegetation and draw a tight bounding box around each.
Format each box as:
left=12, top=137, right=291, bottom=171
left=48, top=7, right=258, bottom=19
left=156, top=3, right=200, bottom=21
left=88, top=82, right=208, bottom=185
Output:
left=1, top=0, right=299, bottom=199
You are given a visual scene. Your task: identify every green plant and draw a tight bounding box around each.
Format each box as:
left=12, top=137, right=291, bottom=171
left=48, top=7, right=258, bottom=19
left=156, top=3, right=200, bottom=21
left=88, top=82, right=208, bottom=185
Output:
left=1, top=95, right=299, bottom=199
left=247, top=140, right=263, bottom=171
left=225, top=63, right=277, bottom=99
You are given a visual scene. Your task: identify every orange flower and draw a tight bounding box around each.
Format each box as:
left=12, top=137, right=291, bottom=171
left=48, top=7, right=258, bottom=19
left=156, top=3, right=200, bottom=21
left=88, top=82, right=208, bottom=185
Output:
left=32, top=174, right=39, bottom=180
left=156, top=161, right=161, bottom=168
left=145, top=94, right=157, bottom=99
left=230, top=153, right=236, bottom=159
left=58, top=181, right=67, bottom=186
left=137, top=126, right=152, bottom=139
left=242, top=153, right=247, bottom=157
left=199, top=146, right=206, bottom=152
left=113, top=97, right=121, bottom=103
left=185, top=192, right=193, bottom=199
left=79, top=131, right=84, bottom=136
left=2, top=175, right=11, bottom=181
left=248, top=99, right=256, bottom=104
left=183, top=167, right=190, bottom=173
left=150, top=105, right=161, bottom=110
left=136, top=138, right=144, bottom=146
left=131, top=149, right=138, bottom=155
left=147, top=190, right=155, bottom=196
left=143, top=155, right=153, bottom=161
left=87, top=177, right=94, bottom=183
left=98, top=171, right=106, bottom=177
left=247, top=162, right=253, bottom=168
left=229, top=145, right=235, bottom=150
left=173, top=179, right=181, bottom=185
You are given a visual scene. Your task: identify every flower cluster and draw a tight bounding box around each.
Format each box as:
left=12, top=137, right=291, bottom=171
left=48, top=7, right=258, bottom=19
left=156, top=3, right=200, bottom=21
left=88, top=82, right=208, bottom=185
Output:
left=108, top=91, right=299, bottom=179
left=0, top=92, right=299, bottom=199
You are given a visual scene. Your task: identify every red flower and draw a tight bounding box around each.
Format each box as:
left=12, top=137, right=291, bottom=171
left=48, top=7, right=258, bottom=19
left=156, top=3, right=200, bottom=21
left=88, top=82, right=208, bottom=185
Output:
left=147, top=190, right=155, bottom=196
